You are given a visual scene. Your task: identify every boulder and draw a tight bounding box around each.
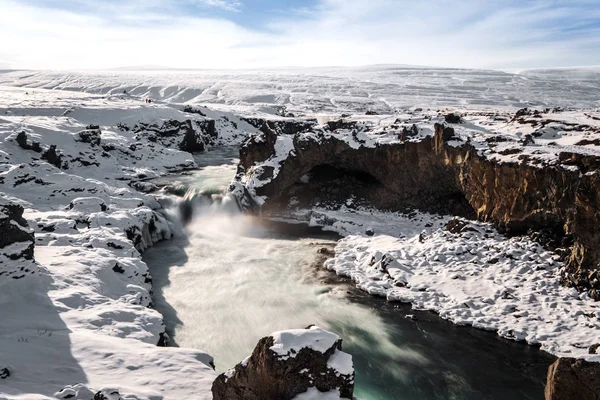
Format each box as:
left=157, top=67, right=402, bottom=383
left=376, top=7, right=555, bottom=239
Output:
left=42, top=145, right=66, bottom=169
left=212, top=326, right=354, bottom=400
left=444, top=113, right=462, bottom=124
left=545, top=358, right=600, bottom=400
left=77, top=126, right=102, bottom=146
left=0, top=202, right=34, bottom=260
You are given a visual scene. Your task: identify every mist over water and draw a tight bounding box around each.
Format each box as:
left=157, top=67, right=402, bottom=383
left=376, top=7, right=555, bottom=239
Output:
left=143, top=147, right=554, bottom=400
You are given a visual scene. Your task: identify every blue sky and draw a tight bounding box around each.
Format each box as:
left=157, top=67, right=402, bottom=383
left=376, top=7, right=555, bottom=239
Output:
left=1, top=0, right=599, bottom=70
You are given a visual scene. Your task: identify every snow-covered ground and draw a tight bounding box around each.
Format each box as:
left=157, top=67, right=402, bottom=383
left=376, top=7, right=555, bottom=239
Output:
left=2, top=66, right=600, bottom=399
left=272, top=206, right=600, bottom=362
left=0, top=86, right=260, bottom=399
left=1, top=66, right=599, bottom=116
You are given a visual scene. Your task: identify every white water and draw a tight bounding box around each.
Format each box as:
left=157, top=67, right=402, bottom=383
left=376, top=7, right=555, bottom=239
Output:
left=143, top=148, right=554, bottom=400
left=147, top=196, right=425, bottom=374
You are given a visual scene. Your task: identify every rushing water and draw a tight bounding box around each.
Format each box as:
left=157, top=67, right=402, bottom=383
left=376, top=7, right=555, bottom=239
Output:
left=143, top=147, right=555, bottom=400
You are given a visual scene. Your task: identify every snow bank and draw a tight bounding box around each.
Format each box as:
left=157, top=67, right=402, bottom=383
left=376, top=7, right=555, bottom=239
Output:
left=290, top=206, right=600, bottom=361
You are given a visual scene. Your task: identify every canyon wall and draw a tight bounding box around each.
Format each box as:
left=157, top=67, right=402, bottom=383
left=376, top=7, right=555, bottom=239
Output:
left=236, top=123, right=600, bottom=299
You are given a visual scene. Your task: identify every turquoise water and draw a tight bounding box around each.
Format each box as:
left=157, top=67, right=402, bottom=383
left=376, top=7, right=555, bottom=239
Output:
left=144, top=147, right=554, bottom=400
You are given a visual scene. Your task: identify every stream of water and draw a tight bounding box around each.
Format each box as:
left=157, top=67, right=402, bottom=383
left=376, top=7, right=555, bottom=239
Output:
left=143, top=147, right=555, bottom=400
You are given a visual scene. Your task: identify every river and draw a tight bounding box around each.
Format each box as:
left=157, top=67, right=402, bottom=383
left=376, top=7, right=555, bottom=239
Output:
left=143, top=147, right=555, bottom=400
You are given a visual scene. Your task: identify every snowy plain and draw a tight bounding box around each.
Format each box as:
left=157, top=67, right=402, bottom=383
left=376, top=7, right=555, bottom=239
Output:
left=1, top=66, right=600, bottom=399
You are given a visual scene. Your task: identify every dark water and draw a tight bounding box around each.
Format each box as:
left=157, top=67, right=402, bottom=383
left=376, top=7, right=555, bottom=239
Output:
left=144, top=147, right=555, bottom=400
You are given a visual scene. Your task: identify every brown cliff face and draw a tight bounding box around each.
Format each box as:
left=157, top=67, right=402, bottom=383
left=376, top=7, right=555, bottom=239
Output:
left=237, top=123, right=600, bottom=298
left=545, top=358, right=600, bottom=400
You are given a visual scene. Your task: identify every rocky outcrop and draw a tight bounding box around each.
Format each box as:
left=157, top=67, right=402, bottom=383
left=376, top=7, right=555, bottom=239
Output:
left=545, top=358, right=600, bottom=400
left=236, top=122, right=600, bottom=298
left=0, top=202, right=34, bottom=261
left=212, top=326, right=354, bottom=400
left=131, top=119, right=217, bottom=152
left=77, top=125, right=102, bottom=146
left=239, top=122, right=278, bottom=170
left=242, top=117, right=317, bottom=136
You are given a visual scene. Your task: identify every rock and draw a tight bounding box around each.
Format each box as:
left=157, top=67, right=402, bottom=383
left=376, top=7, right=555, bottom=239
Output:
left=77, top=126, right=102, bottom=146
left=179, top=124, right=206, bottom=153
left=0, top=367, right=9, bottom=379
left=235, top=118, right=600, bottom=298
left=242, top=117, right=316, bottom=136
left=42, top=145, right=66, bottom=169
left=523, top=134, right=535, bottom=146
left=513, top=107, right=532, bottom=120
left=212, top=326, right=354, bottom=400
left=94, top=389, right=122, bottom=400
left=239, top=122, right=278, bottom=170
left=15, top=131, right=42, bottom=153
left=545, top=358, right=600, bottom=400
left=444, top=113, right=462, bottom=124
left=132, top=119, right=215, bottom=151
left=55, top=384, right=95, bottom=399
left=589, top=344, right=600, bottom=355
left=0, top=202, right=34, bottom=260
left=445, top=218, right=477, bottom=234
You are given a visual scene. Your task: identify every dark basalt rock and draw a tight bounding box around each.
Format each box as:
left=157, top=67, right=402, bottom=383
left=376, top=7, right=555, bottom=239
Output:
left=77, top=126, right=102, bottom=146
left=242, top=117, right=317, bottom=136
left=545, top=358, right=600, bottom=400
left=239, top=122, right=278, bottom=170
left=0, top=367, right=9, bottom=379
left=523, top=134, right=535, bottom=146
left=0, top=202, right=34, bottom=260
left=15, top=131, right=42, bottom=153
left=446, top=218, right=470, bottom=234
left=212, top=326, right=354, bottom=400
left=444, top=113, right=462, bottom=124
left=42, top=145, right=66, bottom=169
left=326, top=119, right=361, bottom=132
left=133, top=119, right=216, bottom=152
left=179, top=123, right=206, bottom=153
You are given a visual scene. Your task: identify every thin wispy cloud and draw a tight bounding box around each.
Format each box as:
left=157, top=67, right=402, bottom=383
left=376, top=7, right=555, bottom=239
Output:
left=1, top=0, right=599, bottom=70
left=185, top=0, right=243, bottom=12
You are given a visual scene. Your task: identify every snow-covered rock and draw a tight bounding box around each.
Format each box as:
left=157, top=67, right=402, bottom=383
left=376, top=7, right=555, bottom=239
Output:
left=212, top=326, right=354, bottom=400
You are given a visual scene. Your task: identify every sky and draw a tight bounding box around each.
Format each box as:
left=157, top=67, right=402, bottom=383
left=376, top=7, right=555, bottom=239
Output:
left=1, top=0, right=600, bottom=70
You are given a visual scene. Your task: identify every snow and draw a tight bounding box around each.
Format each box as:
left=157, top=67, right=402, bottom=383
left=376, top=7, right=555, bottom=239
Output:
left=2, top=66, right=600, bottom=398
left=270, top=326, right=340, bottom=359
left=1, top=67, right=599, bottom=114
left=327, top=350, right=354, bottom=377
left=284, top=206, right=600, bottom=361
left=0, top=85, right=259, bottom=399
left=291, top=388, right=348, bottom=400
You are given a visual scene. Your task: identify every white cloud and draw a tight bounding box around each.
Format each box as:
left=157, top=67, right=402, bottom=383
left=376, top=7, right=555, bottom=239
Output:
left=189, top=0, right=243, bottom=12
left=0, top=0, right=599, bottom=70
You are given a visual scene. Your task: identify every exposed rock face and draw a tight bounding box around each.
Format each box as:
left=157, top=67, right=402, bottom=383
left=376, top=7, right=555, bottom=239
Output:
left=241, top=117, right=317, bottom=136
left=545, top=358, right=600, bottom=400
left=239, top=122, right=278, bottom=170
left=131, top=119, right=217, bottom=152
left=236, top=122, right=600, bottom=298
left=0, top=202, right=34, bottom=261
left=212, top=326, right=354, bottom=400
